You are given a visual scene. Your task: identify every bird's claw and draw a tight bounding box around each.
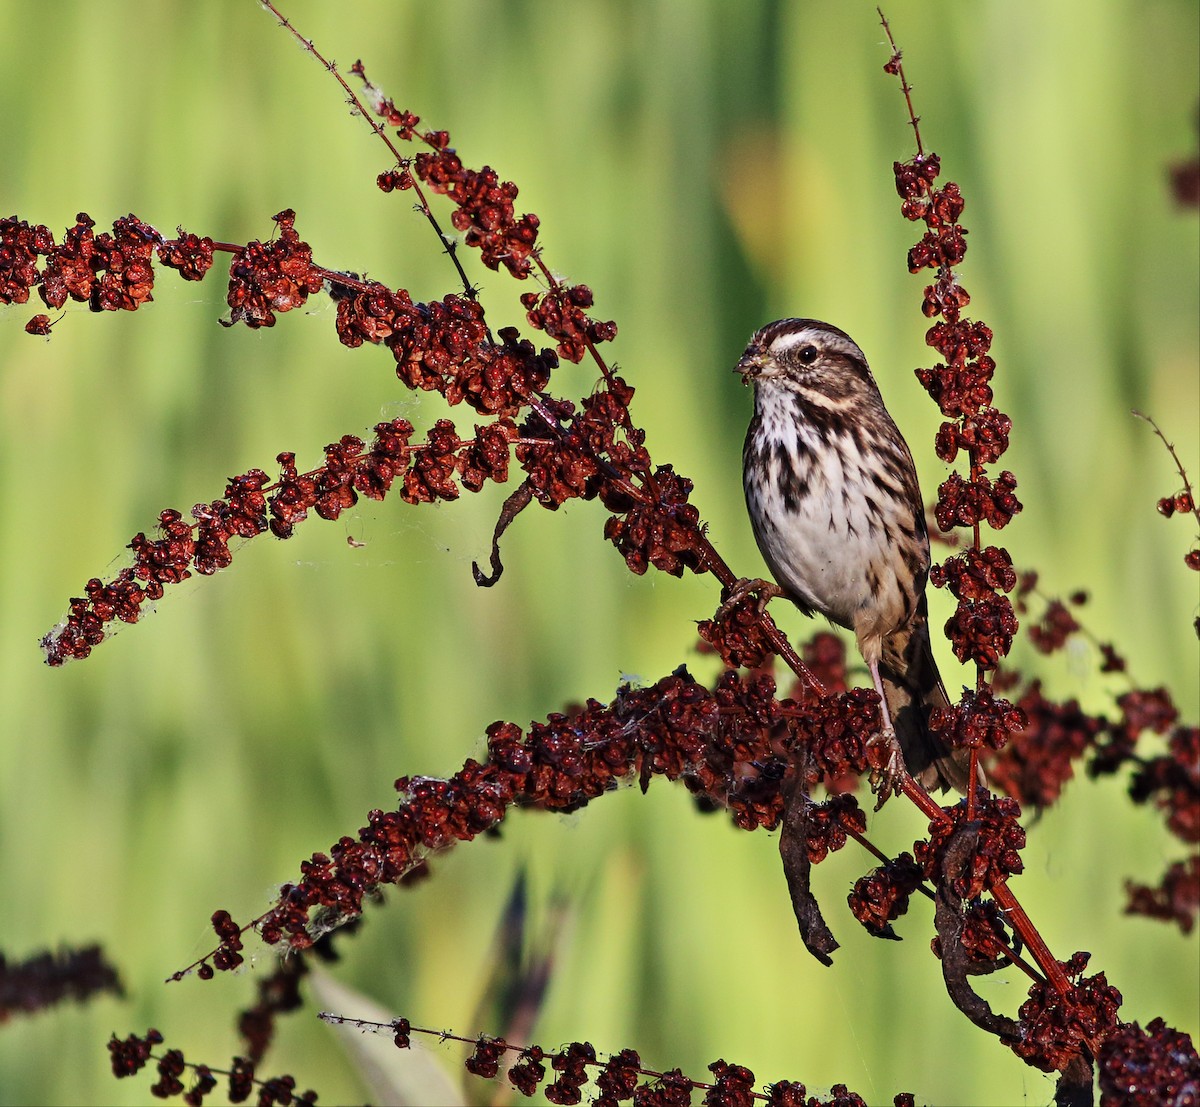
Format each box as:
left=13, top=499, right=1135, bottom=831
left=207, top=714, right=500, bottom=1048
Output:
left=715, top=577, right=782, bottom=622
left=867, top=726, right=906, bottom=810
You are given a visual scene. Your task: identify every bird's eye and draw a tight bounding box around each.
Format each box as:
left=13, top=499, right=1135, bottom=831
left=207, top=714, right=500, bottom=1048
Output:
left=798, top=345, right=819, bottom=364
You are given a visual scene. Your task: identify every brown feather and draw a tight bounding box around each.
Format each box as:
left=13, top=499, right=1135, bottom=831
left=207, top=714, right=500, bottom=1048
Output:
left=880, top=596, right=976, bottom=792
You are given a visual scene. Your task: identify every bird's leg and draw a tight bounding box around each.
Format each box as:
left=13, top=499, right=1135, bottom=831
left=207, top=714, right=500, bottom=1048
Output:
left=714, top=577, right=782, bottom=622
left=866, top=657, right=906, bottom=806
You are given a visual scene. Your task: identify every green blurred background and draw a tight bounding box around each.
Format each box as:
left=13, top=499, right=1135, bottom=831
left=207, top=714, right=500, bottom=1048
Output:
left=1, top=2, right=1196, bottom=1104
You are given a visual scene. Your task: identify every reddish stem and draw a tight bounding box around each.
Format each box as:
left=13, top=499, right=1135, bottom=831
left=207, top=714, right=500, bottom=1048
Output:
left=1134, top=410, right=1200, bottom=532
left=990, top=881, right=1072, bottom=996
left=877, top=9, right=925, bottom=156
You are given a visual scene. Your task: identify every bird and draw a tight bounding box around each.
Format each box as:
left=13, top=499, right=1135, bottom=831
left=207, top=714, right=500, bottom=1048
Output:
left=735, top=317, right=972, bottom=794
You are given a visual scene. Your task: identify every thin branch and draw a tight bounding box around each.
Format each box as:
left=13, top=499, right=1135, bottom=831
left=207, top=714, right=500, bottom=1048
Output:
left=1134, top=410, right=1200, bottom=532
left=257, top=0, right=480, bottom=308
left=877, top=8, right=925, bottom=156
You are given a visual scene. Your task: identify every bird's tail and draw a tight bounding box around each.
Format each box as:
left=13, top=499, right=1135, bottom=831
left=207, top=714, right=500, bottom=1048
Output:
left=881, top=598, right=978, bottom=794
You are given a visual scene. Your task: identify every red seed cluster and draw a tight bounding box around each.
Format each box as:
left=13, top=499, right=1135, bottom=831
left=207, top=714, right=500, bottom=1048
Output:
left=1170, top=114, right=1200, bottom=209
left=1157, top=490, right=1195, bottom=517
left=108, top=1028, right=163, bottom=1077
left=1010, top=953, right=1123, bottom=1073
left=942, top=594, right=1019, bottom=670
left=516, top=378, right=652, bottom=522
left=983, top=683, right=1100, bottom=809
left=331, top=281, right=410, bottom=347
left=156, top=231, right=215, bottom=281
left=469, top=328, right=557, bottom=414
left=914, top=794, right=1026, bottom=901
left=0, top=215, right=53, bottom=305
left=346, top=61, right=419, bottom=135
left=518, top=400, right=604, bottom=507
left=703, top=673, right=793, bottom=832
left=1129, top=722, right=1200, bottom=844
left=466, top=1036, right=508, bottom=1080
left=914, top=355, right=994, bottom=418
left=892, top=145, right=1024, bottom=694
left=704, top=1060, right=757, bottom=1107
left=41, top=417, right=525, bottom=663
left=794, top=688, right=880, bottom=783
left=386, top=1017, right=896, bottom=1107
left=765, top=1080, right=808, bottom=1107
left=388, top=295, right=487, bottom=391
left=982, top=634, right=1197, bottom=935
left=1124, top=855, right=1200, bottom=934
left=407, top=145, right=541, bottom=278
left=919, top=270, right=969, bottom=319
left=925, top=318, right=995, bottom=363
left=934, top=407, right=1013, bottom=466
left=595, top=1049, right=641, bottom=1104
left=577, top=378, right=647, bottom=476
left=100, top=218, right=159, bottom=310
left=228, top=1059, right=256, bottom=1103
left=929, top=545, right=1016, bottom=601
left=767, top=1084, right=872, bottom=1107
left=1116, top=686, right=1182, bottom=744
left=1087, top=689, right=1171, bottom=778
left=907, top=225, right=967, bottom=272
left=931, top=900, right=1016, bottom=969
left=459, top=420, right=517, bottom=491
left=252, top=1068, right=309, bottom=1105
left=0, top=944, right=122, bottom=1019
left=520, top=284, right=617, bottom=363
left=507, top=1048, right=547, bottom=1097
left=800, top=632, right=849, bottom=696
left=847, top=851, right=924, bottom=939
left=1097, top=1017, right=1200, bottom=1106
left=934, top=471, right=1021, bottom=532
left=209, top=910, right=245, bottom=973
left=191, top=670, right=894, bottom=966
left=150, top=1050, right=187, bottom=1099
left=130, top=509, right=199, bottom=588
left=223, top=209, right=322, bottom=329
left=802, top=794, right=867, bottom=863
left=35, top=213, right=159, bottom=313
left=108, top=1028, right=315, bottom=1105
left=697, top=589, right=778, bottom=670
left=1096, top=641, right=1128, bottom=673
left=265, top=453, right=320, bottom=538
left=1026, top=598, right=1082, bottom=654
left=929, top=685, right=1026, bottom=755
left=398, top=420, right=461, bottom=505
left=604, top=466, right=704, bottom=578
left=545, top=1040, right=596, bottom=1105
left=632, top=1069, right=694, bottom=1107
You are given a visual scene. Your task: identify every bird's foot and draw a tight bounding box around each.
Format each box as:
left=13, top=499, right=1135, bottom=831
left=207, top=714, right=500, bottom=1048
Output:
left=715, top=577, right=782, bottom=622
left=867, top=727, right=906, bottom=810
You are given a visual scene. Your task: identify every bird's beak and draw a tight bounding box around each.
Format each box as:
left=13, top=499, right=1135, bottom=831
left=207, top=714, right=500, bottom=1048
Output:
left=735, top=347, right=765, bottom=383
